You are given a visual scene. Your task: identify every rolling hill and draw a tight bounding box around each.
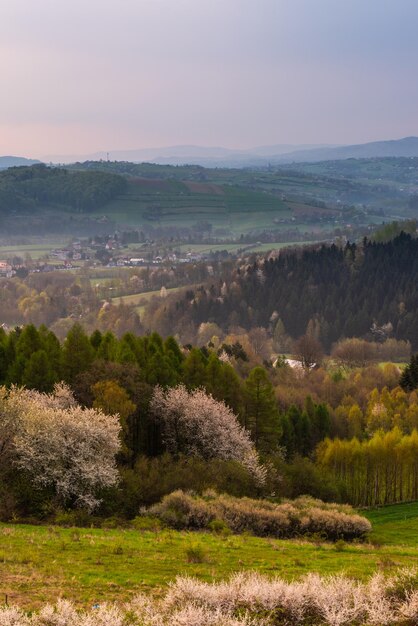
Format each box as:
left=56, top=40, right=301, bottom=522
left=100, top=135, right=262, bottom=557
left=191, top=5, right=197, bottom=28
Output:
left=44, top=137, right=418, bottom=167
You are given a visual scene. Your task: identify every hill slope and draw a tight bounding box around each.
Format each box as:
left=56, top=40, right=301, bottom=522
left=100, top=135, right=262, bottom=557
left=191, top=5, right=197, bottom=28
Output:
left=0, top=156, right=42, bottom=169
left=163, top=233, right=418, bottom=348
left=276, top=136, right=418, bottom=163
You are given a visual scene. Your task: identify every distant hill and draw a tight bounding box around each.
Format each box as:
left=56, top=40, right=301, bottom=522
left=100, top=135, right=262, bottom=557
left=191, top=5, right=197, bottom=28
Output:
left=274, top=136, right=418, bottom=163
left=43, top=144, right=333, bottom=166
left=44, top=137, right=418, bottom=167
left=0, top=156, right=42, bottom=170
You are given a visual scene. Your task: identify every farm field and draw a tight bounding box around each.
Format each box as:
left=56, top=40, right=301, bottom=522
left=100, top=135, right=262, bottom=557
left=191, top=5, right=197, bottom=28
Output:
left=0, top=243, right=63, bottom=260
left=1, top=501, right=418, bottom=609
left=176, top=241, right=319, bottom=254
left=90, top=179, right=293, bottom=234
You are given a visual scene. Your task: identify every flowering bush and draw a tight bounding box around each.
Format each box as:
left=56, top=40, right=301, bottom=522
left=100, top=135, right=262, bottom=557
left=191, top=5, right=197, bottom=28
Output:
left=147, top=491, right=371, bottom=540
left=0, top=384, right=120, bottom=510
left=1, top=569, right=418, bottom=625
left=151, top=385, right=266, bottom=483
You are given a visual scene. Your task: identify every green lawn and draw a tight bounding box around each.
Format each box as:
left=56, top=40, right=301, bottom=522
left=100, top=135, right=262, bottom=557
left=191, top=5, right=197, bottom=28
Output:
left=1, top=500, right=418, bottom=609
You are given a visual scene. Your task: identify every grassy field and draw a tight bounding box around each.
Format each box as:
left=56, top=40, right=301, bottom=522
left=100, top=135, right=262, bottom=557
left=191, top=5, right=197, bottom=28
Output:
left=91, top=180, right=293, bottom=235
left=176, top=241, right=318, bottom=254
left=111, top=286, right=185, bottom=308
left=0, top=243, right=62, bottom=260
left=1, top=501, right=418, bottom=609
left=364, top=502, right=418, bottom=546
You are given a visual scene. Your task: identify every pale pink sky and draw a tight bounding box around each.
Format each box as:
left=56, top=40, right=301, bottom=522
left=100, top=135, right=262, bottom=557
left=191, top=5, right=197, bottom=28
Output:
left=1, top=0, right=417, bottom=158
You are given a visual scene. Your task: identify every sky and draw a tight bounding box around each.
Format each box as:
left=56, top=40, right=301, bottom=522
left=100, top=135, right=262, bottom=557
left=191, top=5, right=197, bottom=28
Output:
left=1, top=0, right=418, bottom=157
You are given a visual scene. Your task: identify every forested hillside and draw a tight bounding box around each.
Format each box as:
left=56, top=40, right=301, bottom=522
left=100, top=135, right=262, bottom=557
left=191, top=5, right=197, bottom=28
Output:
left=0, top=164, right=126, bottom=215
left=162, top=234, right=418, bottom=349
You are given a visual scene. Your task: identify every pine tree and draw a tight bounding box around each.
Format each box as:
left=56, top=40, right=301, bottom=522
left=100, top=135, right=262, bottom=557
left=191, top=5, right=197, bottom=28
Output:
left=0, top=342, right=7, bottom=384
left=15, top=324, right=41, bottom=360
left=182, top=348, right=207, bottom=388
left=279, top=413, right=295, bottom=459
left=164, top=336, right=184, bottom=367
left=146, top=352, right=178, bottom=387
left=90, top=329, right=103, bottom=351
left=40, top=327, right=62, bottom=380
left=62, top=323, right=95, bottom=384
left=116, top=339, right=137, bottom=364
left=96, top=331, right=118, bottom=361
left=244, top=367, right=280, bottom=453
left=400, top=354, right=418, bottom=391
left=312, top=403, right=331, bottom=445
left=21, top=349, right=56, bottom=392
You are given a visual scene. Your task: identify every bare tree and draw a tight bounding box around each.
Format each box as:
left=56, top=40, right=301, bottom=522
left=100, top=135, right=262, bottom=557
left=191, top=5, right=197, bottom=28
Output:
left=294, top=334, right=323, bottom=369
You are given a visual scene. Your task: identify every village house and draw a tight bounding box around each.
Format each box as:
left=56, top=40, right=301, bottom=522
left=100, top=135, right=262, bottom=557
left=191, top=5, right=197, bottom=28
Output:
left=0, top=261, right=13, bottom=278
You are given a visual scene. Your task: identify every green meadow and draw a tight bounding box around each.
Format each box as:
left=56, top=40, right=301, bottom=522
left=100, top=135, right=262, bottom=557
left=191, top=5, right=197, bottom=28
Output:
left=1, top=501, right=418, bottom=609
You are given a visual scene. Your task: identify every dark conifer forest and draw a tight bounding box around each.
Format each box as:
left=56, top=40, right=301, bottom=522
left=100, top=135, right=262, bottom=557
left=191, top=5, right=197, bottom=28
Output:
left=169, top=234, right=418, bottom=349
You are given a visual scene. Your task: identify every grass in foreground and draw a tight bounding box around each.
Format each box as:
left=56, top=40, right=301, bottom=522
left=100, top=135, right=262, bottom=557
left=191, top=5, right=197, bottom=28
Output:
left=1, top=500, right=418, bottom=609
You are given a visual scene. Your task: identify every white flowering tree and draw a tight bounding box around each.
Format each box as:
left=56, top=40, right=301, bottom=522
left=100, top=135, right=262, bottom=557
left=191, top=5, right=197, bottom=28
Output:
left=1, top=384, right=120, bottom=510
left=151, top=385, right=266, bottom=483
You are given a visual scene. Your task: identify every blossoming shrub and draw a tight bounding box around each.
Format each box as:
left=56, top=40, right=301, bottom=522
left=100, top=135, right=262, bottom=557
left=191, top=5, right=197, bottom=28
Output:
left=0, top=384, right=120, bottom=511
left=1, top=569, right=418, bottom=625
left=147, top=490, right=371, bottom=540
left=151, top=385, right=266, bottom=484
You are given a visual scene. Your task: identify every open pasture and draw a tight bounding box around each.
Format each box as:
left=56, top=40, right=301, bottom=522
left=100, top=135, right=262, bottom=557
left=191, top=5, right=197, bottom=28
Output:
left=1, top=501, right=418, bottom=609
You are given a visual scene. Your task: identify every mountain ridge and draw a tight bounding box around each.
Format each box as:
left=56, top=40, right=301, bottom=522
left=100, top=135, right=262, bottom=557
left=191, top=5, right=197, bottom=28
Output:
left=0, top=156, right=42, bottom=169
left=3, top=137, right=418, bottom=169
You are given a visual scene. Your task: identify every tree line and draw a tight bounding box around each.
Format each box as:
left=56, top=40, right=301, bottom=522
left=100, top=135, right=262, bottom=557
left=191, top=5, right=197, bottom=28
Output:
left=318, top=428, right=418, bottom=506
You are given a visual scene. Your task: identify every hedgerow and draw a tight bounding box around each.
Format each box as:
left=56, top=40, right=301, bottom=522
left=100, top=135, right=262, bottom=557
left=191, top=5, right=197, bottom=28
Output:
left=147, top=491, right=371, bottom=540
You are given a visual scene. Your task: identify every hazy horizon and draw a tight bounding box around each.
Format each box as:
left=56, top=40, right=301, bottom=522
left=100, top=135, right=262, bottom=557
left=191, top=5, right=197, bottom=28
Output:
left=2, top=0, right=417, bottom=158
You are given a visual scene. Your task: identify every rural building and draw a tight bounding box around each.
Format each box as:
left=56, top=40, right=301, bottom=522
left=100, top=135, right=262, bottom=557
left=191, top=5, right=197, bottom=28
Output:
left=0, top=261, right=13, bottom=278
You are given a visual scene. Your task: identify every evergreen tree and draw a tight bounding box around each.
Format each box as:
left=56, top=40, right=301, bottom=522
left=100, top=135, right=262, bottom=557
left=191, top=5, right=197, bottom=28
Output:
left=164, top=336, right=184, bottom=367
left=279, top=412, right=295, bottom=459
left=21, top=349, right=56, bottom=392
left=15, top=324, right=41, bottom=360
left=182, top=348, right=207, bottom=388
left=62, top=323, right=94, bottom=384
left=40, top=327, right=62, bottom=379
left=116, top=339, right=137, bottom=364
left=312, top=403, right=331, bottom=446
left=243, top=367, right=280, bottom=453
left=205, top=352, right=223, bottom=396
left=400, top=354, right=418, bottom=391
left=146, top=352, right=178, bottom=387
left=90, top=329, right=103, bottom=351
left=6, top=353, right=26, bottom=386
left=0, top=342, right=7, bottom=384
left=96, top=331, right=117, bottom=361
